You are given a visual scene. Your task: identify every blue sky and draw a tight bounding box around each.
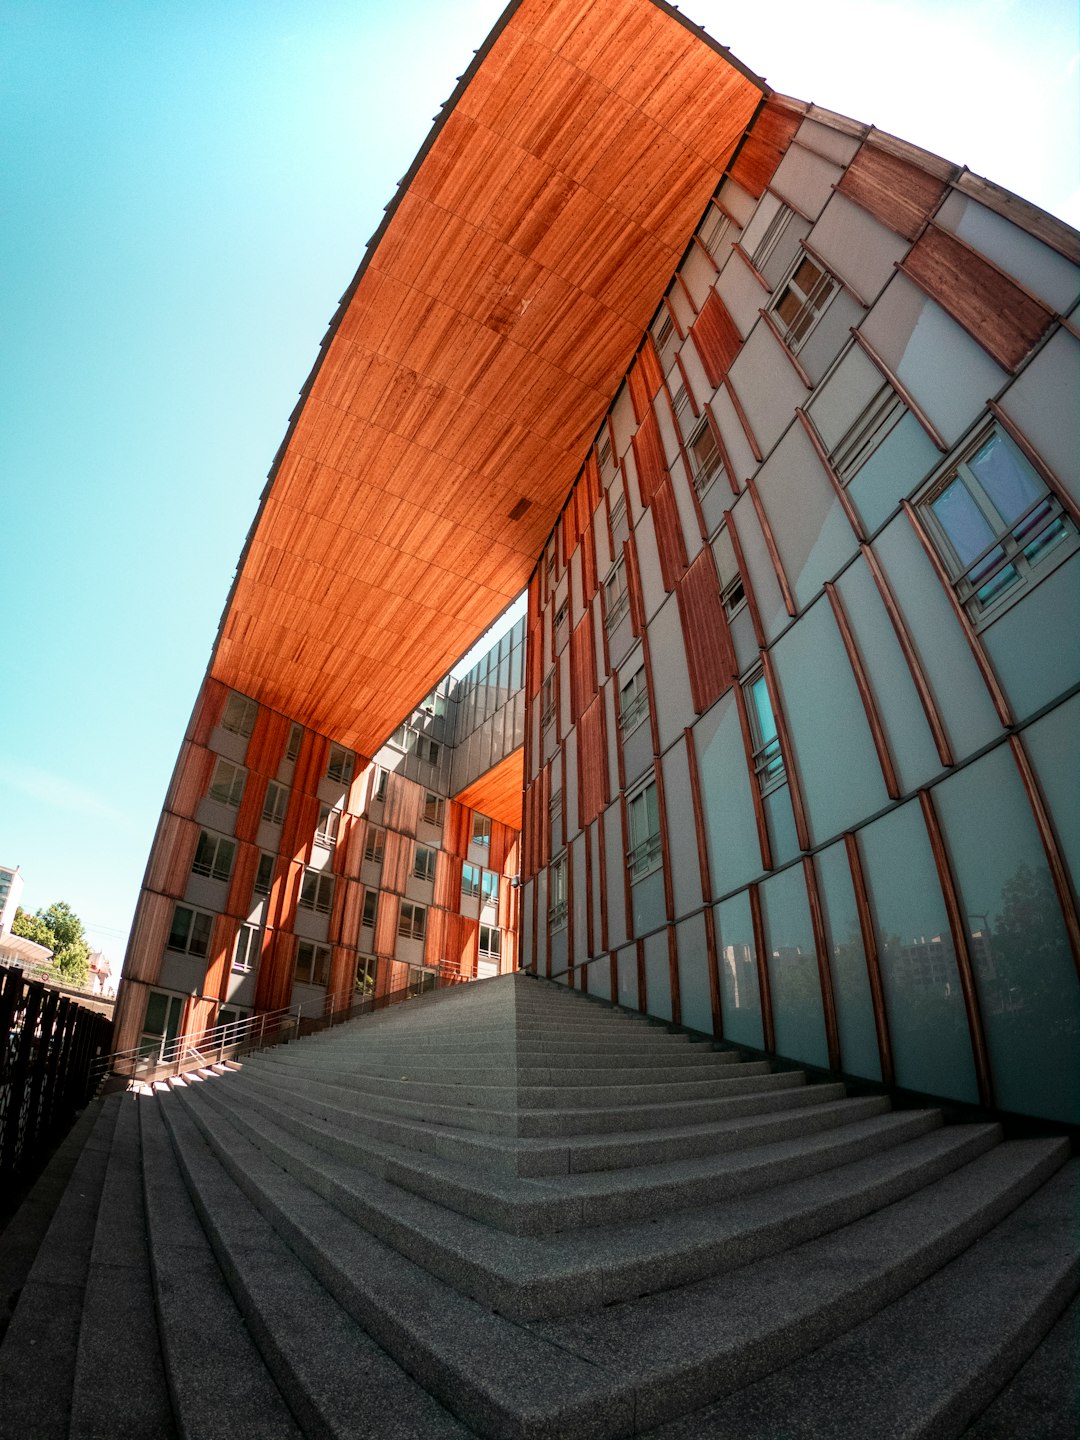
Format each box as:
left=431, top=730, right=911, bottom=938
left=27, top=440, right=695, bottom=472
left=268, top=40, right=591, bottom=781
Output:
left=2, top=0, right=1076, bottom=965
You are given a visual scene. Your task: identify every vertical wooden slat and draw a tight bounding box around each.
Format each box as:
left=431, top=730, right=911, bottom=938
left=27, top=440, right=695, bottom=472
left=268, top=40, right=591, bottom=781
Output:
left=802, top=856, right=841, bottom=1071
left=1008, top=734, right=1080, bottom=978
left=844, top=830, right=895, bottom=1087
left=824, top=582, right=901, bottom=800
left=748, top=883, right=775, bottom=1053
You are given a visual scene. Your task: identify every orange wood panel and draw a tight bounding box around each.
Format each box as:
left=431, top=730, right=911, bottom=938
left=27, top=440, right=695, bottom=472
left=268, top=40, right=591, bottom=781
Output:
left=728, top=99, right=801, bottom=198
left=900, top=226, right=1054, bottom=373
left=207, top=1, right=763, bottom=758
left=145, top=813, right=199, bottom=899
left=453, top=749, right=525, bottom=830
left=123, top=892, right=174, bottom=984
left=631, top=409, right=667, bottom=506
left=577, top=693, right=609, bottom=830
left=652, top=478, right=689, bottom=592
left=836, top=143, right=949, bottom=241
left=675, top=547, right=735, bottom=714
left=690, top=290, right=742, bottom=389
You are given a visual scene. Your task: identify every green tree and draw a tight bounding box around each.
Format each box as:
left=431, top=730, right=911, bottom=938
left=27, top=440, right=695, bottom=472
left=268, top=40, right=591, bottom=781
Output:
left=12, top=901, right=93, bottom=987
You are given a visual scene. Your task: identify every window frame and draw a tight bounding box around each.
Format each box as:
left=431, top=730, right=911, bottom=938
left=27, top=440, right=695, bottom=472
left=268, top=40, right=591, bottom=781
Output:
left=208, top=758, right=246, bottom=809
left=232, top=923, right=261, bottom=974
left=769, top=250, right=837, bottom=353
left=461, top=862, right=481, bottom=899
left=687, top=419, right=726, bottom=500
left=398, top=901, right=426, bottom=942
left=220, top=691, right=258, bottom=739
left=478, top=924, right=501, bottom=960
left=548, top=853, right=568, bottom=928
left=294, top=940, right=330, bottom=987
left=413, top=845, right=437, bottom=883
left=327, top=744, right=354, bottom=785
left=167, top=904, right=214, bottom=959
left=361, top=890, right=378, bottom=930
left=285, top=722, right=304, bottom=761
left=363, top=826, right=385, bottom=865
left=315, top=804, right=340, bottom=849
left=298, top=868, right=335, bottom=916
left=471, top=814, right=492, bottom=848
left=253, top=851, right=275, bottom=897
left=191, top=830, right=236, bottom=883
left=619, top=664, right=650, bottom=737
left=422, top=791, right=445, bottom=826
left=743, top=667, right=786, bottom=795
left=262, top=780, right=289, bottom=826
left=605, top=558, right=630, bottom=632
left=917, top=421, right=1076, bottom=628
left=626, top=776, right=662, bottom=881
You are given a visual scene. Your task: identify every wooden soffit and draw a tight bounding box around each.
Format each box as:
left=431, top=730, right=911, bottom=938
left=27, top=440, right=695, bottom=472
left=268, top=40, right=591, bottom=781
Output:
left=454, top=749, right=527, bottom=831
left=210, top=0, right=765, bottom=756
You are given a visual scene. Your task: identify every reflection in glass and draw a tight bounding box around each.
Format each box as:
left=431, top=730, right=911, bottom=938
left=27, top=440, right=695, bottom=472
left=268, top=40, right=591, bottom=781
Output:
left=814, top=843, right=881, bottom=1082
left=934, top=747, right=1080, bottom=1123
left=858, top=800, right=978, bottom=1103
left=716, top=891, right=763, bottom=1049
left=760, top=865, right=828, bottom=1067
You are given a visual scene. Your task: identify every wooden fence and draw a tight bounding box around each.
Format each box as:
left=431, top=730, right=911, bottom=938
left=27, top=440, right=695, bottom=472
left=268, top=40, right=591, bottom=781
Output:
left=0, top=966, right=114, bottom=1186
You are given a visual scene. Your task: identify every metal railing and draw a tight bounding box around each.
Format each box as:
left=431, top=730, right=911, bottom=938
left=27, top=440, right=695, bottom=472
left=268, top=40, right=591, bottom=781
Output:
left=96, top=965, right=472, bottom=1085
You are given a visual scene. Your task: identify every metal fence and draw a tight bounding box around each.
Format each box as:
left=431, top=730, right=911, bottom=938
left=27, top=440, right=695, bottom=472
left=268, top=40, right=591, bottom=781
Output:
left=0, top=967, right=114, bottom=1185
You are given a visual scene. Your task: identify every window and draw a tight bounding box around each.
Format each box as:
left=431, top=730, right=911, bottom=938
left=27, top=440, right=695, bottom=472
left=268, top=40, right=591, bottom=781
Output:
left=549, top=854, right=568, bottom=927
left=417, top=736, right=440, bottom=765
left=167, top=905, right=213, bottom=958
left=479, top=925, right=501, bottom=959
left=554, top=599, right=569, bottom=650
left=609, top=490, right=628, bottom=546
left=688, top=420, right=726, bottom=499
left=294, top=941, right=330, bottom=987
left=420, top=690, right=446, bottom=717
left=221, top=691, right=257, bottom=738
left=627, top=778, right=662, bottom=879
left=744, top=668, right=785, bottom=793
left=619, top=665, right=650, bottom=736
left=327, top=745, right=354, bottom=784
left=298, top=869, right=335, bottom=915
left=232, top=924, right=260, bottom=974
left=191, top=831, right=236, bottom=882
left=480, top=869, right=499, bottom=905
left=721, top=573, right=747, bottom=620
left=414, top=846, right=437, bottom=882
left=423, top=791, right=445, bottom=826
left=390, top=725, right=407, bottom=750
left=699, top=204, right=731, bottom=259
left=918, top=425, right=1074, bottom=624
left=373, top=767, right=388, bottom=802
left=253, top=852, right=275, bottom=896
left=750, top=203, right=793, bottom=272
left=361, top=890, right=377, bottom=929
left=472, top=814, right=491, bottom=848
left=262, top=781, right=288, bottom=826
left=653, top=312, right=677, bottom=369
left=461, top=863, right=481, bottom=898
left=672, top=384, right=693, bottom=440
left=315, top=805, right=340, bottom=848
left=598, top=433, right=613, bottom=475
left=398, top=902, right=426, bottom=941
left=549, top=787, right=562, bottom=837
left=540, top=672, right=556, bottom=730
left=355, top=955, right=376, bottom=997
left=770, top=252, right=836, bottom=350
left=208, top=758, right=245, bottom=809
left=830, top=383, right=905, bottom=485
left=364, top=827, right=385, bottom=864
left=605, top=559, right=630, bottom=631
left=285, top=722, right=304, bottom=760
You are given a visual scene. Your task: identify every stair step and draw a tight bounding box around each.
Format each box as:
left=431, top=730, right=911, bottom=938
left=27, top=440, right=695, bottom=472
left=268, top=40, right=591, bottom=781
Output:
left=962, top=1290, right=1079, bottom=1438
left=177, top=1077, right=1004, bottom=1320
left=159, top=1091, right=618, bottom=1440
left=640, top=1159, right=1079, bottom=1439
left=0, top=1097, right=121, bottom=1440
left=68, top=1096, right=175, bottom=1440
left=139, top=1095, right=304, bottom=1440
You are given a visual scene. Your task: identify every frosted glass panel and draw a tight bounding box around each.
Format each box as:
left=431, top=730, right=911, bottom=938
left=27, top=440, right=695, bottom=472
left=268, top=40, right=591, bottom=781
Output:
left=716, top=890, right=764, bottom=1049
left=814, top=842, right=881, bottom=1081
left=760, top=865, right=828, bottom=1067
left=858, top=799, right=978, bottom=1103
left=934, top=746, right=1080, bottom=1123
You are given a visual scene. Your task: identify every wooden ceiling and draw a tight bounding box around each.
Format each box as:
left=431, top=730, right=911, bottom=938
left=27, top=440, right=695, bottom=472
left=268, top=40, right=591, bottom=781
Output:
left=454, top=748, right=527, bottom=831
left=210, top=0, right=764, bottom=758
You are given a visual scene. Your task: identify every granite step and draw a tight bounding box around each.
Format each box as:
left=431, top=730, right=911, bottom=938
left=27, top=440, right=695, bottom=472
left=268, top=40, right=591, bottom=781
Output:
left=224, top=1064, right=861, bottom=1175
left=157, top=1095, right=477, bottom=1439
left=164, top=1081, right=1068, bottom=1439
left=139, top=1096, right=303, bottom=1440
left=961, top=1289, right=1079, bottom=1439
left=67, top=1096, right=175, bottom=1440
left=181, top=1074, right=945, bottom=1235
left=175, top=1078, right=1003, bottom=1320
left=0, top=1097, right=121, bottom=1440
left=639, top=1159, right=1079, bottom=1440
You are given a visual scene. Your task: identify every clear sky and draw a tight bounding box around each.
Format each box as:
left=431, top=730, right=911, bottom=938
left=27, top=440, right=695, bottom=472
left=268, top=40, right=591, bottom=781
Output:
left=2, top=0, right=1076, bottom=967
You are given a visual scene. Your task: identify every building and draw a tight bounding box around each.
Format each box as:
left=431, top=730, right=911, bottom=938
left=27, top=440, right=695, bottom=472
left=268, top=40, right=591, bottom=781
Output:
left=113, top=619, right=526, bottom=1059
left=0, top=864, right=24, bottom=937
left=114, top=0, right=1078, bottom=1130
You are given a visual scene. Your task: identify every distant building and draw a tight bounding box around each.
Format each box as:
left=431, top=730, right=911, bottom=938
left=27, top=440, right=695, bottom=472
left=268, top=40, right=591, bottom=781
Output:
left=0, top=865, right=24, bottom=936
left=0, top=863, right=53, bottom=971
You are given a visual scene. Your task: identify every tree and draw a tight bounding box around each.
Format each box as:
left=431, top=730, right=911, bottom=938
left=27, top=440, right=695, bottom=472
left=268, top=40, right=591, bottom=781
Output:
left=12, top=901, right=93, bottom=987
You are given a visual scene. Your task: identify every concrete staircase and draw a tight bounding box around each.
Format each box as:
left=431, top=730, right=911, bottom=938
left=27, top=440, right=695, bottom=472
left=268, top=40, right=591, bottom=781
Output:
left=0, top=971, right=1075, bottom=1439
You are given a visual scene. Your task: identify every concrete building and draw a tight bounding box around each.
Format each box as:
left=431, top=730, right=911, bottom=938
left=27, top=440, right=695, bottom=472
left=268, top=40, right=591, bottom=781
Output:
left=0, top=864, right=24, bottom=937
left=114, top=0, right=1078, bottom=1133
